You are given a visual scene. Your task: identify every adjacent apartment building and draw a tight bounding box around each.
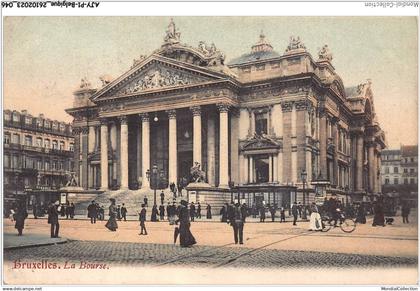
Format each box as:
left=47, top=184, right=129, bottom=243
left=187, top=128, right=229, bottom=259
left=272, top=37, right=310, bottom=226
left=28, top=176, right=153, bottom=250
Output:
left=3, top=109, right=74, bottom=211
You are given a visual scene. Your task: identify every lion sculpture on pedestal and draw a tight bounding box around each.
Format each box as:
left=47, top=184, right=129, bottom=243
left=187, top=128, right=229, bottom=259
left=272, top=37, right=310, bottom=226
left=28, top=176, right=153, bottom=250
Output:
left=190, top=162, right=206, bottom=183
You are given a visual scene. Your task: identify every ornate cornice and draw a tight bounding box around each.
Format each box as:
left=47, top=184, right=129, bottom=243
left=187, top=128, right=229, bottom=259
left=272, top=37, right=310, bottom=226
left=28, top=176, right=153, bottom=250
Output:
left=99, top=118, right=109, bottom=126
left=190, top=105, right=201, bottom=116
left=166, top=109, right=177, bottom=119
left=295, top=99, right=312, bottom=111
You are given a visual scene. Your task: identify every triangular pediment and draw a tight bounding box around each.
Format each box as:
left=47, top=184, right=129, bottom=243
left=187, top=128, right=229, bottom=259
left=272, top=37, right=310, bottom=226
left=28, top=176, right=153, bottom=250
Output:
left=91, top=55, right=230, bottom=101
left=242, top=134, right=280, bottom=151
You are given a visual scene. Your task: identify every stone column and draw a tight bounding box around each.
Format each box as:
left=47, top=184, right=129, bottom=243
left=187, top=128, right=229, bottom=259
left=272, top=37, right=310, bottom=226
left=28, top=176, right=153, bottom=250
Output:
left=368, top=143, right=376, bottom=193
left=356, top=134, right=364, bottom=191
left=119, top=116, right=129, bottom=190
left=218, top=103, right=229, bottom=187
left=269, top=154, right=273, bottom=182
left=100, top=119, right=109, bottom=190
left=140, top=113, right=150, bottom=189
left=319, top=107, right=327, bottom=178
left=273, top=154, right=278, bottom=183
left=166, top=109, right=178, bottom=187
left=249, top=156, right=253, bottom=183
left=332, top=118, right=339, bottom=186
left=88, top=125, right=96, bottom=153
left=377, top=153, right=382, bottom=193
left=207, top=113, right=216, bottom=186
left=109, top=121, right=117, bottom=183
left=190, top=106, right=202, bottom=166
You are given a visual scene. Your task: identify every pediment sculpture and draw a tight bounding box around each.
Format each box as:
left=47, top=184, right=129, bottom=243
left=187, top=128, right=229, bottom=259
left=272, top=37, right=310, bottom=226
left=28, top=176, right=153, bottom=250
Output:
left=117, top=66, right=207, bottom=95
left=242, top=132, right=280, bottom=151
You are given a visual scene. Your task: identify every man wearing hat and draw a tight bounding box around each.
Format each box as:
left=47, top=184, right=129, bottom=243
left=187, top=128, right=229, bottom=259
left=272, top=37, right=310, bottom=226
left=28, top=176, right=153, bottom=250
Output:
left=230, top=202, right=246, bottom=244
left=48, top=201, right=60, bottom=238
left=87, top=200, right=98, bottom=224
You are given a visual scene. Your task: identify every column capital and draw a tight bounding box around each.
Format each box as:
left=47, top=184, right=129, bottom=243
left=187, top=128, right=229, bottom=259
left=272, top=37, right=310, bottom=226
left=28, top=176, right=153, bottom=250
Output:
left=166, top=109, right=177, bottom=119
left=281, top=101, right=293, bottom=112
left=295, top=99, right=312, bottom=111
left=72, top=127, right=81, bottom=135
left=118, top=115, right=128, bottom=125
left=317, top=106, right=327, bottom=117
left=190, top=105, right=201, bottom=116
left=139, top=112, right=149, bottom=122
left=216, top=103, right=230, bottom=113
left=99, top=118, right=108, bottom=126
left=330, top=116, right=339, bottom=124
left=80, top=127, right=89, bottom=135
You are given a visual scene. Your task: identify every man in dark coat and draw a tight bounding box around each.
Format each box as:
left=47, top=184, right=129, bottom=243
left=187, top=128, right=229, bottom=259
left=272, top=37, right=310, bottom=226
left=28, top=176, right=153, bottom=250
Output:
left=121, top=203, right=127, bottom=222
left=269, top=204, right=276, bottom=222
left=196, top=202, right=202, bottom=219
left=116, top=205, right=122, bottom=221
left=402, top=201, right=411, bottom=224
left=297, top=202, right=302, bottom=218
left=230, top=203, right=246, bottom=244
left=70, top=203, right=75, bottom=219
left=14, top=202, right=28, bottom=236
left=291, top=202, right=298, bottom=226
left=65, top=201, right=70, bottom=219
left=60, top=204, right=66, bottom=217
left=177, top=200, right=196, bottom=247
left=144, top=196, right=148, bottom=208
left=372, top=197, right=385, bottom=227
left=206, top=204, right=212, bottom=219
left=355, top=203, right=366, bottom=224
left=48, top=201, right=60, bottom=238
left=33, top=203, right=38, bottom=219
left=139, top=204, right=147, bottom=235
left=190, top=202, right=196, bottom=222
left=220, top=205, right=228, bottom=222
left=259, top=205, right=266, bottom=222
left=87, top=201, right=98, bottom=224
left=160, top=191, right=165, bottom=205
left=159, top=204, right=165, bottom=221
left=151, top=205, right=158, bottom=221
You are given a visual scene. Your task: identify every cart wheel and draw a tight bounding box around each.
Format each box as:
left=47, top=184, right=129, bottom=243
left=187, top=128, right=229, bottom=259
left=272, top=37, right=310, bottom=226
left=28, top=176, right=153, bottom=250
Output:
left=340, top=218, right=356, bottom=233
left=321, top=218, right=332, bottom=232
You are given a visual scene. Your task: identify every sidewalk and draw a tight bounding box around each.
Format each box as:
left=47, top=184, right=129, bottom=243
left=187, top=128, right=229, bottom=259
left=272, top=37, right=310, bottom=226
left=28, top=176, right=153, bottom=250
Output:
left=3, top=232, right=67, bottom=250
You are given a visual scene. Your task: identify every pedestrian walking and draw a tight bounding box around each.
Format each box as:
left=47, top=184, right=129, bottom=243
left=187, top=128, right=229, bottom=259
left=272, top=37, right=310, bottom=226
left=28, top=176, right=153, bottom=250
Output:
left=220, top=204, right=228, bottom=222
left=269, top=204, right=276, bottom=222
left=355, top=203, right=366, bottom=224
left=190, top=202, right=196, bottom=222
left=160, top=191, right=165, bottom=206
left=65, top=201, right=70, bottom=219
left=176, top=200, right=196, bottom=247
left=144, top=196, right=148, bottom=208
left=196, top=202, right=202, bottom=219
left=280, top=207, right=286, bottom=222
left=151, top=204, right=158, bottom=222
left=105, top=198, right=118, bottom=231
left=401, top=200, right=411, bottom=224
left=99, top=206, right=105, bottom=221
left=48, top=201, right=60, bottom=238
left=251, top=204, right=257, bottom=218
left=14, top=202, right=28, bottom=236
left=308, top=202, right=322, bottom=231
left=372, top=197, right=385, bottom=227
left=297, top=202, right=302, bottom=218
left=206, top=204, right=212, bottom=219
left=121, top=203, right=127, bottom=221
left=259, top=205, right=266, bottom=222
left=159, top=204, right=165, bottom=221
left=33, top=203, right=38, bottom=219
left=116, top=205, right=122, bottom=221
left=229, top=202, right=246, bottom=244
left=139, top=204, right=147, bottom=235
left=70, top=203, right=75, bottom=219
left=60, top=203, right=66, bottom=218
left=292, top=202, right=298, bottom=226
left=87, top=201, right=98, bottom=224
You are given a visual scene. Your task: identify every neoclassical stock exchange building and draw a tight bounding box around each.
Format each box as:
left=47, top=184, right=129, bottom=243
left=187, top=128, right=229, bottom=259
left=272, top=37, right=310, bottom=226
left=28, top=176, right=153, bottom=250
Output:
left=67, top=20, right=386, bottom=209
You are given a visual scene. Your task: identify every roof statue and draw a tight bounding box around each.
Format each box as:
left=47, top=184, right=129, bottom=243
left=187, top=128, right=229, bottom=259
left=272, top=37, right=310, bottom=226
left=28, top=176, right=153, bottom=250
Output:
left=164, top=18, right=181, bottom=45
left=285, top=36, right=306, bottom=53
left=318, top=44, right=333, bottom=62
left=99, top=74, right=113, bottom=87
left=131, top=55, right=147, bottom=68
left=80, top=77, right=92, bottom=89
left=196, top=41, right=225, bottom=66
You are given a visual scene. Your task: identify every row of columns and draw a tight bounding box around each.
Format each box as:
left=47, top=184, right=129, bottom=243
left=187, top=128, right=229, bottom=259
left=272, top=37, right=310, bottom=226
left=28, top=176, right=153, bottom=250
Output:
left=98, top=103, right=230, bottom=190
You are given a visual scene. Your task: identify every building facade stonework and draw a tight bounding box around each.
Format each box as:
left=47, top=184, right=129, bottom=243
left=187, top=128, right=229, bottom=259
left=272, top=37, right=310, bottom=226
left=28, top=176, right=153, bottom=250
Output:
left=66, top=20, right=386, bottom=206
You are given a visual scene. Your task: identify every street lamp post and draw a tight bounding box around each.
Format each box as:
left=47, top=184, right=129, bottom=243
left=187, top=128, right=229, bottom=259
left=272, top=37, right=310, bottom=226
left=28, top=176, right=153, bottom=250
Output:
left=301, top=169, right=307, bottom=220
left=146, top=164, right=165, bottom=206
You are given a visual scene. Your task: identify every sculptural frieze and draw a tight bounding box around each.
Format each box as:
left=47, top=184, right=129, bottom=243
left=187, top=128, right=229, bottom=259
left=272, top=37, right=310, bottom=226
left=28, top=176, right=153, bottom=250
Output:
left=118, top=67, right=203, bottom=95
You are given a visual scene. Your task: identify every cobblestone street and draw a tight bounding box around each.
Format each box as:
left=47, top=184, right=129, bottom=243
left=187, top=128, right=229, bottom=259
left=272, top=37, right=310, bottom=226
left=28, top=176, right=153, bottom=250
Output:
left=3, top=211, right=418, bottom=284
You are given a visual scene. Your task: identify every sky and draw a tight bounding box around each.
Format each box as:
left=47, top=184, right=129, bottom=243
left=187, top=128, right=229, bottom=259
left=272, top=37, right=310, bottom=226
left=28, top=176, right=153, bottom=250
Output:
left=3, top=16, right=418, bottom=148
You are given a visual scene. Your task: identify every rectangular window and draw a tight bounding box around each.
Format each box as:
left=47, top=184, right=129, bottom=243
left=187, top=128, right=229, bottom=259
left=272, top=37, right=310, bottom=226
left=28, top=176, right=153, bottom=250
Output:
left=385, top=167, right=389, bottom=174
left=411, top=157, right=414, bottom=162
left=12, top=134, right=20, bottom=144
left=256, top=64, right=265, bottom=71
left=12, top=114, right=20, bottom=122
left=404, top=178, right=408, bottom=184
left=12, top=155, right=19, bottom=168
left=52, top=140, right=58, bottom=150
left=37, top=160, right=42, bottom=170
left=393, top=178, right=398, bottom=185
left=36, top=137, right=43, bottom=147
left=404, top=168, right=408, bottom=173
left=45, top=161, right=50, bottom=171
left=59, top=141, right=65, bottom=150
left=385, top=178, right=389, bottom=185
left=25, top=135, right=33, bottom=146
left=255, top=112, right=268, bottom=135
left=410, top=168, right=415, bottom=173
left=59, top=161, right=63, bottom=170
left=4, top=133, right=10, bottom=145
left=410, top=178, right=415, bottom=184
left=4, top=113, right=11, bottom=121
left=69, top=143, right=74, bottom=151
left=25, top=117, right=32, bottom=125
left=52, top=160, right=58, bottom=170
left=4, top=155, right=10, bottom=168
left=393, top=167, right=398, bottom=173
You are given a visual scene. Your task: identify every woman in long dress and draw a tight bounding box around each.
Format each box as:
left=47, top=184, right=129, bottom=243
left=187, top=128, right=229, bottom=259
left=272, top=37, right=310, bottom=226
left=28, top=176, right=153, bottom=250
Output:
left=105, top=198, right=118, bottom=231
left=178, top=200, right=196, bottom=247
left=309, top=202, right=323, bottom=231
left=206, top=204, right=212, bottom=219
left=14, top=202, right=28, bottom=236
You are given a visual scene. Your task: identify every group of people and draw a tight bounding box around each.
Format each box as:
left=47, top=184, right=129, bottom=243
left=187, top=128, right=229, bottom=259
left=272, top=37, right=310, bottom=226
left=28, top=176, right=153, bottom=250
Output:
left=87, top=201, right=106, bottom=223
